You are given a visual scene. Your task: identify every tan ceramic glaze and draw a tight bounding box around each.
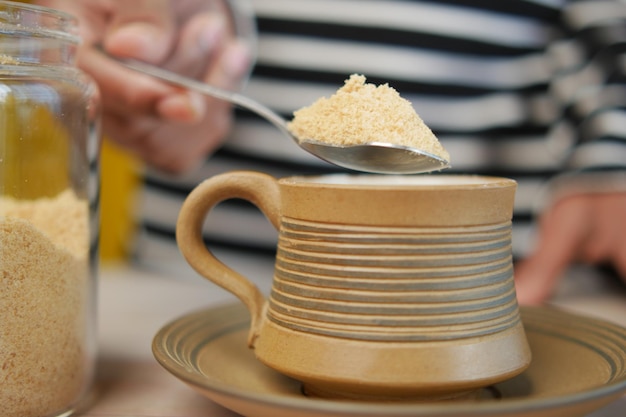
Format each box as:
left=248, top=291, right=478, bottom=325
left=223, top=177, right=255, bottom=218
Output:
left=176, top=171, right=531, bottom=400
left=152, top=303, right=626, bottom=417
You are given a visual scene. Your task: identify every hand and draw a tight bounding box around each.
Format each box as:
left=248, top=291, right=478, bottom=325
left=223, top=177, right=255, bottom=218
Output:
left=515, top=192, right=626, bottom=305
left=36, top=0, right=254, bottom=173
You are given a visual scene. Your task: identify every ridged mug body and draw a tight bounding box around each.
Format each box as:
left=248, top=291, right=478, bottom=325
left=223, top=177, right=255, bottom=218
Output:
left=177, top=172, right=531, bottom=401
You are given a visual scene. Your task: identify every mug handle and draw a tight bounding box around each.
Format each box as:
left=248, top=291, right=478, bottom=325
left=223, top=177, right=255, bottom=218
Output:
left=176, top=171, right=281, bottom=347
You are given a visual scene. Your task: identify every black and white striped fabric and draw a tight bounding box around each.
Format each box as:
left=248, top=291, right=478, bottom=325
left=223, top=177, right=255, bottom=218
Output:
left=133, top=0, right=626, bottom=279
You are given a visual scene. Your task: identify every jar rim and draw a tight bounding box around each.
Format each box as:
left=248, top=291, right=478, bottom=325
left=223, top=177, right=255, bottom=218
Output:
left=0, top=0, right=79, bottom=44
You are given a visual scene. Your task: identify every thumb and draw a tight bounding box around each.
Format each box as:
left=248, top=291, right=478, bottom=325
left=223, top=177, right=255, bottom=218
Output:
left=103, top=0, right=176, bottom=63
left=515, top=195, right=590, bottom=305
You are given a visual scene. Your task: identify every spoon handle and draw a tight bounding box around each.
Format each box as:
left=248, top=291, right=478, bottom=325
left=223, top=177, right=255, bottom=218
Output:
left=112, top=57, right=293, bottom=139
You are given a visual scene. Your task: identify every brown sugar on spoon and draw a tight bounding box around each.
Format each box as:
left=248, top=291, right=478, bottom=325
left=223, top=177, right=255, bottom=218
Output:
left=288, top=74, right=450, bottom=162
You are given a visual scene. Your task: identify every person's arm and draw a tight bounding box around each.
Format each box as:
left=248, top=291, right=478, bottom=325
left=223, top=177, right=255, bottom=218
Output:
left=35, top=0, right=255, bottom=173
left=514, top=0, right=626, bottom=304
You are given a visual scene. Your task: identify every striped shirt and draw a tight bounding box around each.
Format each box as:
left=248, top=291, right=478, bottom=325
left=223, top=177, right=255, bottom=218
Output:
left=133, top=0, right=626, bottom=278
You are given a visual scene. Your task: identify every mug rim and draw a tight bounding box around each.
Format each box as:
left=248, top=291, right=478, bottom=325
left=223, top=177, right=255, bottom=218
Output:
left=279, top=174, right=516, bottom=189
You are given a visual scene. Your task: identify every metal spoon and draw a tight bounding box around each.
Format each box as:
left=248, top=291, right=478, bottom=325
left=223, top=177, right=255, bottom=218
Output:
left=113, top=58, right=450, bottom=174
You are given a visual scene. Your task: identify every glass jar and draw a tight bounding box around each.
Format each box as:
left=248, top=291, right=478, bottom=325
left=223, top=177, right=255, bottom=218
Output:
left=0, top=2, right=100, bottom=417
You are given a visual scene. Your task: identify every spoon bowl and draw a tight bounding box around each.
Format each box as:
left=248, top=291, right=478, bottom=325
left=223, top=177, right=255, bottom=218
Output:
left=300, top=141, right=449, bottom=174
left=112, top=56, right=450, bottom=174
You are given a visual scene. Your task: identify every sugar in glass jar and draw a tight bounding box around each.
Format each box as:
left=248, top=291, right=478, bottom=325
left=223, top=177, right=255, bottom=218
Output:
left=0, top=1, right=101, bottom=416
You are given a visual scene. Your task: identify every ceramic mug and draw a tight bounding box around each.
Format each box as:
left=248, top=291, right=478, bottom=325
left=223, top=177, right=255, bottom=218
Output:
left=176, top=171, right=531, bottom=401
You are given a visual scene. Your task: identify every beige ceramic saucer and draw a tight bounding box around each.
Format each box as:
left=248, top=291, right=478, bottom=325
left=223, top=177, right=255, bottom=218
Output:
left=152, top=303, right=626, bottom=417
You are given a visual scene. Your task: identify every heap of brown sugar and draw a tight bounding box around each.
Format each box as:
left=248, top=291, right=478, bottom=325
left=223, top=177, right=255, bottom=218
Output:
left=288, top=74, right=450, bottom=162
left=0, top=190, right=89, bottom=417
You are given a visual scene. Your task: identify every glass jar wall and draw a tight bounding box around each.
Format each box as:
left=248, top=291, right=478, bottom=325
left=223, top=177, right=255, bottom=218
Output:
left=0, top=1, right=101, bottom=416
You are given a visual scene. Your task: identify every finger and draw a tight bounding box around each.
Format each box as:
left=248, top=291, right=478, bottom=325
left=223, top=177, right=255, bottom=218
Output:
left=103, top=0, right=176, bottom=63
left=156, top=91, right=206, bottom=123
left=515, top=195, right=591, bottom=304
left=155, top=40, right=252, bottom=123
left=204, top=39, right=253, bottom=91
left=164, top=12, right=229, bottom=79
left=153, top=12, right=229, bottom=123
left=79, top=48, right=178, bottom=120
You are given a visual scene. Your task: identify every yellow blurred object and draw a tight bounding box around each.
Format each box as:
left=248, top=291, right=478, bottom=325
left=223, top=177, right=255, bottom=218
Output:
left=99, top=139, right=143, bottom=262
left=0, top=94, right=70, bottom=198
